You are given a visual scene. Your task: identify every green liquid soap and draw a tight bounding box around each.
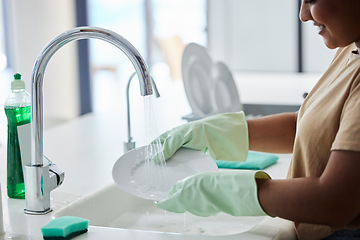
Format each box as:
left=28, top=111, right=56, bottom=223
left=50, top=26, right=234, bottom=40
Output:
left=5, top=105, right=31, bottom=199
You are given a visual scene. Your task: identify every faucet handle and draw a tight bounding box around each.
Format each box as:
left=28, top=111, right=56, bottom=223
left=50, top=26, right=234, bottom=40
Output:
left=44, top=156, right=65, bottom=186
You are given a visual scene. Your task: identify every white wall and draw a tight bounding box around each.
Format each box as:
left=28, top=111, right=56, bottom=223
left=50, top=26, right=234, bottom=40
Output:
left=207, top=0, right=228, bottom=65
left=208, top=0, right=297, bottom=72
left=5, top=0, right=80, bottom=126
left=207, top=0, right=335, bottom=73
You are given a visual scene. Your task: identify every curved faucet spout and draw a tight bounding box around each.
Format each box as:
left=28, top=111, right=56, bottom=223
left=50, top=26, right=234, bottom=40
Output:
left=31, top=26, right=153, bottom=166
left=26, top=26, right=154, bottom=214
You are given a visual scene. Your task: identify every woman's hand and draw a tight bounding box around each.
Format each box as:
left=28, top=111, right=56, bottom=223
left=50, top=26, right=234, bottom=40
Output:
left=156, top=170, right=271, bottom=217
left=153, top=112, right=249, bottom=162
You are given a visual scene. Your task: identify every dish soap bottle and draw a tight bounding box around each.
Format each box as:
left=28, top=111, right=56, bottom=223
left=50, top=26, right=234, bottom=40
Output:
left=4, top=73, right=31, bottom=199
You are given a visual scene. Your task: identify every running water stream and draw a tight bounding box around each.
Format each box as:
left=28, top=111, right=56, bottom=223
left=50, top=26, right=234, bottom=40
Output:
left=141, top=95, right=194, bottom=232
left=143, top=95, right=166, bottom=165
left=130, top=95, right=168, bottom=200
left=138, top=95, right=194, bottom=232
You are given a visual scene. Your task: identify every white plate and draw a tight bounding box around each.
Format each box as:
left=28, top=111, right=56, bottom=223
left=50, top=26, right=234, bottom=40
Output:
left=210, top=62, right=243, bottom=113
left=112, top=146, right=218, bottom=201
left=182, top=43, right=213, bottom=117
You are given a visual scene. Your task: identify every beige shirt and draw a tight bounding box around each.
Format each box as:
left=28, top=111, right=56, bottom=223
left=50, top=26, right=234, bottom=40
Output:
left=287, top=43, right=360, bottom=240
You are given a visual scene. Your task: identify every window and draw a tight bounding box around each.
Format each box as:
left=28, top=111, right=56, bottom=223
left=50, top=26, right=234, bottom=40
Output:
left=0, top=0, right=11, bottom=144
left=88, top=0, right=207, bottom=112
left=0, top=0, right=7, bottom=71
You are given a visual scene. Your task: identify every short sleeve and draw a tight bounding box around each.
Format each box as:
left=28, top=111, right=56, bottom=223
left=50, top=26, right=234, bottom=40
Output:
left=332, top=77, right=360, bottom=152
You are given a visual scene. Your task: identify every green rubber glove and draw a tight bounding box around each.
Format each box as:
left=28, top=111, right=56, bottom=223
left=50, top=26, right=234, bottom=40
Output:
left=154, top=112, right=248, bottom=162
left=156, top=170, right=270, bottom=217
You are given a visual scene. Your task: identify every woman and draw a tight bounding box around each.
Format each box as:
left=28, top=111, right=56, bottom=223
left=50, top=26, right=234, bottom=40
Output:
left=155, top=0, right=360, bottom=239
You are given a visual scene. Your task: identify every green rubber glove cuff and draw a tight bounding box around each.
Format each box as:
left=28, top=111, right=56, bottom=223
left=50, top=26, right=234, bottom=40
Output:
left=154, top=111, right=249, bottom=162
left=156, top=170, right=270, bottom=217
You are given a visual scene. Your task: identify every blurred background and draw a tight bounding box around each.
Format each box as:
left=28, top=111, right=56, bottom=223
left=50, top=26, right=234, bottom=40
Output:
left=0, top=0, right=336, bottom=144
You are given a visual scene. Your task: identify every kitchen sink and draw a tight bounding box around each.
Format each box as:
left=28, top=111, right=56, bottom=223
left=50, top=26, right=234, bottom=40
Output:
left=54, top=183, right=268, bottom=236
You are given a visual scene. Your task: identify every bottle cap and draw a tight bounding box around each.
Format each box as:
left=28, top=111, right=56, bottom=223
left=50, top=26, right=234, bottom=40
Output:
left=11, top=73, right=25, bottom=90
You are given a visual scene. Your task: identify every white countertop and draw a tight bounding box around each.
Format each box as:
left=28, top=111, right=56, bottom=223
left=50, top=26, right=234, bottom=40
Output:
left=0, top=74, right=303, bottom=239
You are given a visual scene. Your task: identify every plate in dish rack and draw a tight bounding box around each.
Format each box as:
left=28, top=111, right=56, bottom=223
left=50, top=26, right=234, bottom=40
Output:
left=182, top=43, right=213, bottom=117
left=112, top=146, right=218, bottom=201
left=210, top=62, right=243, bottom=113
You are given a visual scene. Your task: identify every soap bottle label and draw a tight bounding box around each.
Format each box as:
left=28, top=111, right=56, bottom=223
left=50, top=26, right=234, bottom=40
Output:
left=18, top=124, right=31, bottom=171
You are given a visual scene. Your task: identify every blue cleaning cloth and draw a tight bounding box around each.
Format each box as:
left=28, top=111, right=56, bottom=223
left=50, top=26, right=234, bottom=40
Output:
left=214, top=151, right=278, bottom=170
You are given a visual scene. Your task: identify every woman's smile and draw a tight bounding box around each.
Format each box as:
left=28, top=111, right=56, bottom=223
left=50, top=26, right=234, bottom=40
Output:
left=314, top=23, right=326, bottom=35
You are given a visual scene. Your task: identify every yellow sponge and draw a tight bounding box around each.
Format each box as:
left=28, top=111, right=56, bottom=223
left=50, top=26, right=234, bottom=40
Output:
left=41, top=216, right=89, bottom=240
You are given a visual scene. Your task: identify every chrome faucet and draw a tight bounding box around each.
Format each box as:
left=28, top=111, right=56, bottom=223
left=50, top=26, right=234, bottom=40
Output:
left=124, top=72, right=160, bottom=152
left=24, top=26, right=154, bottom=214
